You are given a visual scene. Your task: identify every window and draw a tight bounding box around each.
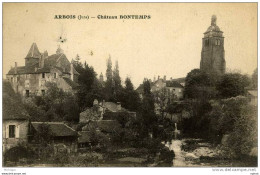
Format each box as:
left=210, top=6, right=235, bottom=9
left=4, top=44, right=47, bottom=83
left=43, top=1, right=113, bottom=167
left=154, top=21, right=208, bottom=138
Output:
left=205, top=39, right=209, bottom=46
left=11, top=77, right=13, bottom=82
left=41, top=90, right=45, bottom=96
left=218, top=40, right=221, bottom=45
left=9, top=125, right=15, bottom=138
left=215, top=39, right=221, bottom=46
left=54, top=73, right=57, bottom=79
left=42, top=73, right=45, bottom=78
left=26, top=90, right=30, bottom=97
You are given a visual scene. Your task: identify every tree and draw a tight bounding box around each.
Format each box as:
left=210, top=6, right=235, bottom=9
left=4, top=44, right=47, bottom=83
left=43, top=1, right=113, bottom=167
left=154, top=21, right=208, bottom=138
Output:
left=120, top=77, right=141, bottom=112
left=140, top=80, right=157, bottom=135
left=104, top=55, right=114, bottom=101
left=112, top=60, right=122, bottom=101
left=184, top=69, right=216, bottom=100
left=252, top=68, right=257, bottom=89
left=216, top=73, right=250, bottom=98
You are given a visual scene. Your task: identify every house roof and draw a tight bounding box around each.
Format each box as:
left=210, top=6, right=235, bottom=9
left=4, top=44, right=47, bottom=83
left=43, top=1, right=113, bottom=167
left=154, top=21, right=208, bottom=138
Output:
left=96, top=120, right=121, bottom=133
left=172, top=77, right=186, bottom=83
left=166, top=81, right=184, bottom=88
left=63, top=77, right=79, bottom=89
left=7, top=43, right=79, bottom=76
left=3, top=81, right=29, bottom=120
left=31, top=122, right=78, bottom=137
left=103, top=102, right=126, bottom=112
left=25, top=43, right=41, bottom=59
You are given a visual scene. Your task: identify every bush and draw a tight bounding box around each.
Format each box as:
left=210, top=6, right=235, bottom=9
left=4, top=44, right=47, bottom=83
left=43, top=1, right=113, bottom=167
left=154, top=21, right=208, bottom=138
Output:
left=4, top=145, right=36, bottom=163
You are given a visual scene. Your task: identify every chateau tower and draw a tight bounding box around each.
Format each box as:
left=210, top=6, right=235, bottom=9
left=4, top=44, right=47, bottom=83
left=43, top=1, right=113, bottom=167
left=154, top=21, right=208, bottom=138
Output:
left=200, top=15, right=226, bottom=74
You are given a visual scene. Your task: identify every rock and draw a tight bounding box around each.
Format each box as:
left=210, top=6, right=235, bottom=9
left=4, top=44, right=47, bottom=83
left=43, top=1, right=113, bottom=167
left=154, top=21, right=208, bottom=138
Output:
left=185, top=153, right=199, bottom=160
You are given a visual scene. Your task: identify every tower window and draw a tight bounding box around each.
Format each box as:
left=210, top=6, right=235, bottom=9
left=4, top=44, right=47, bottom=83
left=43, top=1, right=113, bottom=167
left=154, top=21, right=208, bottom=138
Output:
left=205, top=39, right=209, bottom=46
left=42, top=73, right=45, bottom=78
left=215, top=39, right=221, bottom=46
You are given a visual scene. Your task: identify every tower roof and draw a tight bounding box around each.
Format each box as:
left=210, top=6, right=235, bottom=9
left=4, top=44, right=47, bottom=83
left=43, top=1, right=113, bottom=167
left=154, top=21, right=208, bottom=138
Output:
left=205, top=15, right=222, bottom=34
left=25, top=43, right=41, bottom=59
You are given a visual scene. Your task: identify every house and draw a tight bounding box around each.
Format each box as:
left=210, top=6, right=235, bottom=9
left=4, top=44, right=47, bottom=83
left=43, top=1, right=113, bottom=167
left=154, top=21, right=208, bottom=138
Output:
left=79, top=100, right=136, bottom=123
left=137, top=76, right=184, bottom=101
left=3, top=81, right=30, bottom=153
left=29, top=122, right=78, bottom=153
left=3, top=110, right=29, bottom=153
left=6, top=43, right=79, bottom=97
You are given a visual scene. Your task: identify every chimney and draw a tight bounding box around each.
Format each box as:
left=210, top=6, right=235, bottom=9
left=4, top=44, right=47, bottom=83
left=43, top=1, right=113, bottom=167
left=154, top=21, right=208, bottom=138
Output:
left=158, top=75, right=160, bottom=80
left=163, top=75, right=166, bottom=82
left=116, top=102, right=121, bottom=111
left=34, top=67, right=38, bottom=72
left=14, top=62, right=17, bottom=74
left=153, top=76, right=156, bottom=82
left=170, top=77, right=173, bottom=81
left=70, top=63, right=74, bottom=81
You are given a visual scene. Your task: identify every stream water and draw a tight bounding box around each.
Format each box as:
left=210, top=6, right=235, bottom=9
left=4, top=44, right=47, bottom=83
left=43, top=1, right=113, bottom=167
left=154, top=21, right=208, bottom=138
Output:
left=165, top=124, right=257, bottom=167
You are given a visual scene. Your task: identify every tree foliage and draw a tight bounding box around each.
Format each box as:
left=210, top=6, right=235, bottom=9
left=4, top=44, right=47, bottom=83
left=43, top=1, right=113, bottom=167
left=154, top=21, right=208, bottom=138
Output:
left=216, top=73, right=250, bottom=98
left=184, top=69, right=216, bottom=100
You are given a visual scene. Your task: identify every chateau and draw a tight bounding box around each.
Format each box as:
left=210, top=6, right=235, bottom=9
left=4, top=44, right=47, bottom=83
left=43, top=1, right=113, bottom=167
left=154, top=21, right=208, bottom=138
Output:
left=6, top=43, right=79, bottom=97
left=200, top=15, right=226, bottom=74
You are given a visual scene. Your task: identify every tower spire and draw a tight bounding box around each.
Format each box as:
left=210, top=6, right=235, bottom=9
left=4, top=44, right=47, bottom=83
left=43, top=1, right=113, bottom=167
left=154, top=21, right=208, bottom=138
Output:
left=211, top=15, right=217, bottom=26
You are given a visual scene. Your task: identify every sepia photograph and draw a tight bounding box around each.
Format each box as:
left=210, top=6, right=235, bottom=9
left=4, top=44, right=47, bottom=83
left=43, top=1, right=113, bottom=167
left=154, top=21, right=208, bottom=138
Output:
left=1, top=2, right=258, bottom=169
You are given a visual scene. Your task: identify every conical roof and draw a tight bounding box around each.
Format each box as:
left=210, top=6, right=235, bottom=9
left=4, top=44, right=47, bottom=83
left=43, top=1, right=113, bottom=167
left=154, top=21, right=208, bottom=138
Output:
left=25, top=43, right=41, bottom=59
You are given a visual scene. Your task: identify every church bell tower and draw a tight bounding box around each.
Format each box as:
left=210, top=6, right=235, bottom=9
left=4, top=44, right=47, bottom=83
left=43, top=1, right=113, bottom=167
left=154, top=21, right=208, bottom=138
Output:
left=200, top=15, right=226, bottom=74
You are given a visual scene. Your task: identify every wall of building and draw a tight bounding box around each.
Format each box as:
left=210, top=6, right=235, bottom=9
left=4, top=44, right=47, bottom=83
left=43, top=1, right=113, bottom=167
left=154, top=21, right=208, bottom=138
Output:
left=3, top=120, right=29, bottom=152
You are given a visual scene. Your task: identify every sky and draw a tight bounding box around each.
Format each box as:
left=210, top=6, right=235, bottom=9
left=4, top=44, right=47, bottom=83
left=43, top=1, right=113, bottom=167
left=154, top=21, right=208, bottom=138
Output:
left=3, top=3, right=257, bottom=88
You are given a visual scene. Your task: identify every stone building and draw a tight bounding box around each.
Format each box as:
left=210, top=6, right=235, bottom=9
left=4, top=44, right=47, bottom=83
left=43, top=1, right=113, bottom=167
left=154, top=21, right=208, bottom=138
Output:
left=6, top=43, right=79, bottom=97
left=200, top=15, right=226, bottom=75
left=137, top=76, right=184, bottom=100
left=3, top=112, right=29, bottom=153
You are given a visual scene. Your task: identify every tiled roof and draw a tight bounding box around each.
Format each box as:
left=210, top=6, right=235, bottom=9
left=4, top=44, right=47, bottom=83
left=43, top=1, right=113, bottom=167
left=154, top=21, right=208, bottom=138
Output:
left=3, top=81, right=29, bottom=120
left=63, top=77, right=79, bottom=89
left=31, top=122, right=78, bottom=137
left=166, top=81, right=184, bottom=88
left=25, top=43, right=41, bottom=59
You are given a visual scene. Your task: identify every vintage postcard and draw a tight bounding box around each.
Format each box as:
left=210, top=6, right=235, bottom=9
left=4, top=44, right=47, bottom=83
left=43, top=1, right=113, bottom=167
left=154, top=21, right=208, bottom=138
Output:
left=1, top=2, right=258, bottom=172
